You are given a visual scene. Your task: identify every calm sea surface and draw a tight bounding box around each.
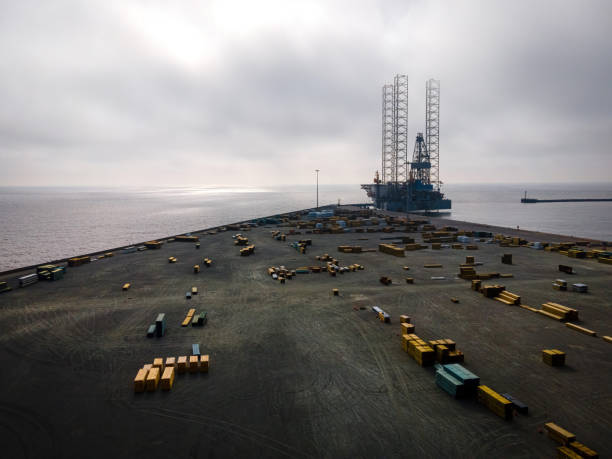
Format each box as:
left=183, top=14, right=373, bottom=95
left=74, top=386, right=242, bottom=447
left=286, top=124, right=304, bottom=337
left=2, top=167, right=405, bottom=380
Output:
left=1, top=183, right=611, bottom=271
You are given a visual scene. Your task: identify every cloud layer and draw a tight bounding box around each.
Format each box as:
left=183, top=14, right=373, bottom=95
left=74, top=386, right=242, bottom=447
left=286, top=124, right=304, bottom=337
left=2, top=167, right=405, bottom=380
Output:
left=1, top=0, right=611, bottom=186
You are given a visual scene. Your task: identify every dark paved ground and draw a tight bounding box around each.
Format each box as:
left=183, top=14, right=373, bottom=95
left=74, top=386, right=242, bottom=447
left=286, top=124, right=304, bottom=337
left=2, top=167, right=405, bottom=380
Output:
left=1, top=221, right=611, bottom=458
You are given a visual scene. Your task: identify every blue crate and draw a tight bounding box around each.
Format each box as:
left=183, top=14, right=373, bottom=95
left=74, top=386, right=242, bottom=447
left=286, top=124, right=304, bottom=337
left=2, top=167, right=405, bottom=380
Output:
left=501, top=393, right=528, bottom=414
left=155, top=313, right=166, bottom=337
left=443, top=364, right=480, bottom=387
left=435, top=370, right=465, bottom=398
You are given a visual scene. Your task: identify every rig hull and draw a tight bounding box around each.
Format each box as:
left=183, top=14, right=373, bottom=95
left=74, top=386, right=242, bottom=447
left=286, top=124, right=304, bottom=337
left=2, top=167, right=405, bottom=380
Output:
left=361, top=181, right=451, bottom=212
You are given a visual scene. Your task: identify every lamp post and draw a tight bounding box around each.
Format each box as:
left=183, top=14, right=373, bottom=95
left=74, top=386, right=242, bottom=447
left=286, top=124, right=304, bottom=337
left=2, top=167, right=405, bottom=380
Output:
left=315, top=169, right=319, bottom=210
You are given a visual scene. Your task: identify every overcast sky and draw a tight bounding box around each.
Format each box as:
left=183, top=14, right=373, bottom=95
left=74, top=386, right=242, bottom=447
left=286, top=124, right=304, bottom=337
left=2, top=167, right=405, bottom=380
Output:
left=1, top=0, right=611, bottom=187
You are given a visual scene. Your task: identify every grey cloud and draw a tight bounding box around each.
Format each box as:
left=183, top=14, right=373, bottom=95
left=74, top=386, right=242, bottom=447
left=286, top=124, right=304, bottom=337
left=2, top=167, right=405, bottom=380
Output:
left=0, top=0, right=611, bottom=186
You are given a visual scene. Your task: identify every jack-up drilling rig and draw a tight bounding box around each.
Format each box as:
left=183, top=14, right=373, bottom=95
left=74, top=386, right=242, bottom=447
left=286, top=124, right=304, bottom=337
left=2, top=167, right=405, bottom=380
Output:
left=361, top=76, right=451, bottom=212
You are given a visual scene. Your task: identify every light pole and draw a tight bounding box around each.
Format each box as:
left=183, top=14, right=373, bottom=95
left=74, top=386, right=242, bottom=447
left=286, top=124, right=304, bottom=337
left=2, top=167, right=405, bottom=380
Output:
left=315, top=169, right=319, bottom=210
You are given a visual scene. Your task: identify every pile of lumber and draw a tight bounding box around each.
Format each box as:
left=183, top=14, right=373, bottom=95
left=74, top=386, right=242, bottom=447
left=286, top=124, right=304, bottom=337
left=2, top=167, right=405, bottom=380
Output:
left=544, top=422, right=598, bottom=457
left=481, top=284, right=506, bottom=298
left=234, top=234, right=249, bottom=245
left=429, top=339, right=464, bottom=363
left=240, top=245, right=255, bottom=256
left=477, top=385, right=513, bottom=420
left=401, top=334, right=435, bottom=366
left=542, top=349, right=565, bottom=366
left=338, top=245, right=362, bottom=253
left=538, top=302, right=579, bottom=321
left=405, top=243, right=427, bottom=251
left=133, top=354, right=210, bottom=393
left=494, top=290, right=521, bottom=305
left=459, top=265, right=476, bottom=279
left=181, top=308, right=196, bottom=327
left=175, top=235, right=199, bottom=242
left=68, top=256, right=91, bottom=266
left=378, top=243, right=405, bottom=257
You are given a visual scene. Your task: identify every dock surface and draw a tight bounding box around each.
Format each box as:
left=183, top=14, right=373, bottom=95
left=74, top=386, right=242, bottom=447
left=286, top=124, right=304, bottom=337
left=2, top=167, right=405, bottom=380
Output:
left=1, top=219, right=611, bottom=457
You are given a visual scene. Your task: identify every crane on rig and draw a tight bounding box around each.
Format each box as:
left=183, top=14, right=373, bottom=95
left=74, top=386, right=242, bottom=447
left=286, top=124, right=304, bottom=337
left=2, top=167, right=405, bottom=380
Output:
left=361, top=76, right=451, bottom=213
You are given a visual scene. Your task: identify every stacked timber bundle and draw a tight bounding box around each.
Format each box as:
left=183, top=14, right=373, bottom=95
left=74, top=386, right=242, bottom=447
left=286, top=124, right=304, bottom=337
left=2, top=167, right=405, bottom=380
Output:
left=405, top=243, right=427, bottom=251
left=134, top=354, right=210, bottom=393
left=429, top=340, right=464, bottom=363
left=240, top=245, right=255, bottom=256
left=545, top=423, right=576, bottom=445
left=494, top=290, right=521, bottom=305
left=481, top=284, right=506, bottom=298
left=378, top=243, right=405, bottom=257
left=477, top=385, right=513, bottom=420
left=168, top=256, right=177, bottom=263
left=316, top=253, right=336, bottom=262
left=537, top=302, right=579, bottom=321
left=565, top=323, right=597, bottom=336
left=144, top=240, right=162, bottom=249
left=459, top=265, right=476, bottom=279
left=233, top=234, right=249, bottom=245
left=68, top=256, right=91, bottom=266
left=337, top=245, right=362, bottom=253
left=379, top=276, right=392, bottom=285
left=501, top=254, right=512, bottom=264
left=175, top=235, right=199, bottom=242
left=471, top=279, right=482, bottom=291
left=452, top=243, right=464, bottom=249
left=181, top=308, right=196, bottom=327
left=542, top=349, right=566, bottom=366
left=401, top=334, right=435, bottom=366
left=203, top=257, right=212, bottom=267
